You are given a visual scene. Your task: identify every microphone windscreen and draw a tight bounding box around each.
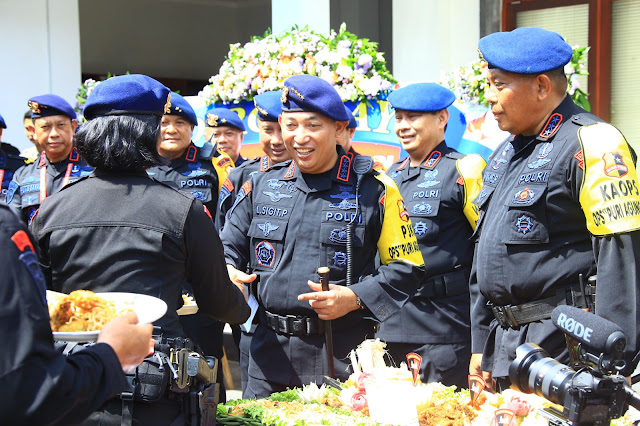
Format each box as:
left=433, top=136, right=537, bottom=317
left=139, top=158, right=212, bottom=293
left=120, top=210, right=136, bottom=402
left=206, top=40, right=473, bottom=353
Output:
left=552, top=305, right=623, bottom=353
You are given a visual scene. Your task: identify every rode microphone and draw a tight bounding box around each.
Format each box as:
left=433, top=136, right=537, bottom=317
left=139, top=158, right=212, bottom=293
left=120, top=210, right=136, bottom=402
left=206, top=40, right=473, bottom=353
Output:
left=552, top=305, right=626, bottom=357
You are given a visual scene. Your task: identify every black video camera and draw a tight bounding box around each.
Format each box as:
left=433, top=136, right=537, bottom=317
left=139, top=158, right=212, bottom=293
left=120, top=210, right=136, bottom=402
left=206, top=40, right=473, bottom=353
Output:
left=509, top=306, right=640, bottom=425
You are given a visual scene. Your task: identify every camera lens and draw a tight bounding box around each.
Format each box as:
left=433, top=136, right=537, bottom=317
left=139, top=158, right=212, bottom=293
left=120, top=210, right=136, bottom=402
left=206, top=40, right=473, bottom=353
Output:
left=510, top=343, right=575, bottom=406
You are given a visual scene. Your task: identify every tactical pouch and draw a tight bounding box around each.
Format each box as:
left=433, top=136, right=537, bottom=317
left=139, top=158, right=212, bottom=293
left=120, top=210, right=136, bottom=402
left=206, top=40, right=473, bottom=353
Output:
left=131, top=354, right=170, bottom=403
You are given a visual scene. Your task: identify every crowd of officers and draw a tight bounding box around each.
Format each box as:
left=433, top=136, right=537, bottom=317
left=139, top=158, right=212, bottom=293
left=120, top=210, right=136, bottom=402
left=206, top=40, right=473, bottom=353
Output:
left=1, top=26, right=640, bottom=424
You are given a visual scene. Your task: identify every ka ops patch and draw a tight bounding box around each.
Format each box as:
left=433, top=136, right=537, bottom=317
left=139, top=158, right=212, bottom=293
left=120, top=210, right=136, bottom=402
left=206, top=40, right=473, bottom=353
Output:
left=578, top=122, right=640, bottom=235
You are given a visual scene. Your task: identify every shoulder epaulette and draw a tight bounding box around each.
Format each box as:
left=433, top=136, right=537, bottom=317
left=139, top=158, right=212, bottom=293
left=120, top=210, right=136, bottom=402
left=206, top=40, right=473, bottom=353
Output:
left=446, top=150, right=465, bottom=160
left=571, top=114, right=599, bottom=127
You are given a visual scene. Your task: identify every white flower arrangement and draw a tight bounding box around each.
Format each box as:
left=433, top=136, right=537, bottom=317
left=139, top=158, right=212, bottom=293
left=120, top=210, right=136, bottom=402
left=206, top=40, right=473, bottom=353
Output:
left=198, top=23, right=396, bottom=105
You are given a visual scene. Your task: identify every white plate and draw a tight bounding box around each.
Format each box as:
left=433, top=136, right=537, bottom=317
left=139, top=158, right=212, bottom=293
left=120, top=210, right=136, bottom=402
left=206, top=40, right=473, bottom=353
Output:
left=51, top=292, right=168, bottom=342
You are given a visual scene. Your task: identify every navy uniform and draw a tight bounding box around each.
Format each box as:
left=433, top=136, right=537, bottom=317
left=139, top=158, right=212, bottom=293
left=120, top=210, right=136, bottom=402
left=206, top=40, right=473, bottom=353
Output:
left=205, top=107, right=248, bottom=167
left=7, top=95, right=92, bottom=223
left=216, top=91, right=284, bottom=230
left=377, top=83, right=486, bottom=389
left=0, top=113, right=27, bottom=203
left=31, top=74, right=250, bottom=424
left=147, top=92, right=235, bottom=400
left=148, top=92, right=234, bottom=214
left=471, top=27, right=640, bottom=382
left=221, top=75, right=424, bottom=398
left=0, top=203, right=128, bottom=424
left=31, top=74, right=250, bottom=338
left=217, top=90, right=287, bottom=395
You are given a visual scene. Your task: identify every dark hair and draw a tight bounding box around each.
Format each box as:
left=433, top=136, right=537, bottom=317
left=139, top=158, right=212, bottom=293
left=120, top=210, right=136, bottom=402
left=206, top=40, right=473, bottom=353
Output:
left=24, top=110, right=32, bottom=120
left=76, top=114, right=165, bottom=171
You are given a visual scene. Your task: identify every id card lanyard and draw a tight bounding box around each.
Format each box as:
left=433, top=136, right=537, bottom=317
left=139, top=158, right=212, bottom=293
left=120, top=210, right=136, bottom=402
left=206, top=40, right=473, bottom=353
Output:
left=39, top=151, right=74, bottom=203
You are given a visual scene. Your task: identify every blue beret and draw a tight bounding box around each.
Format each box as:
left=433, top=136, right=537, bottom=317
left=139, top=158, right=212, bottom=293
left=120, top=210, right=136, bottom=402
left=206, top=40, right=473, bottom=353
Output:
left=205, top=107, right=245, bottom=131
left=28, top=94, right=76, bottom=120
left=388, top=83, right=455, bottom=112
left=0, top=113, right=6, bottom=129
left=281, top=75, right=348, bottom=122
left=478, top=27, right=573, bottom=74
left=83, top=74, right=170, bottom=120
left=254, top=91, right=282, bottom=122
left=344, top=106, right=357, bottom=129
left=165, top=92, right=197, bottom=125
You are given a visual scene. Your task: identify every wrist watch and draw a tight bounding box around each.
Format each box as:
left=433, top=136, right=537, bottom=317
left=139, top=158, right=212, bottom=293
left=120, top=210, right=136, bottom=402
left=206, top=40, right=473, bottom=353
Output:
left=355, top=296, right=365, bottom=310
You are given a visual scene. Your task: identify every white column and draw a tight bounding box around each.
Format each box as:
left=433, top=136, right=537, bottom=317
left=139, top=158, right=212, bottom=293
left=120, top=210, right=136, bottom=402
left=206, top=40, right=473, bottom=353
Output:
left=271, top=0, right=330, bottom=35
left=392, top=0, right=480, bottom=84
left=0, top=0, right=81, bottom=151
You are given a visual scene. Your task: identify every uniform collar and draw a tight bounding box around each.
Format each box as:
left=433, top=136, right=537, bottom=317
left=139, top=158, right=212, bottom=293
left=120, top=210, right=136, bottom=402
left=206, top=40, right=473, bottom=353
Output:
left=168, top=143, right=199, bottom=168
left=397, top=140, right=449, bottom=182
left=512, top=96, right=580, bottom=154
left=92, top=168, right=150, bottom=179
left=293, top=146, right=356, bottom=193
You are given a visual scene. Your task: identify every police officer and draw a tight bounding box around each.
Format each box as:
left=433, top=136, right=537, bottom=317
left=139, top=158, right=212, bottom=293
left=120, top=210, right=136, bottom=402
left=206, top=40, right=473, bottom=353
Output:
left=0, top=113, right=26, bottom=203
left=469, top=27, right=640, bottom=390
left=21, top=110, right=42, bottom=163
left=336, top=105, right=357, bottom=154
left=148, top=92, right=234, bottom=214
left=217, top=90, right=292, bottom=395
left=339, top=105, right=385, bottom=171
left=7, top=95, right=92, bottom=224
left=31, top=75, right=250, bottom=424
left=0, top=202, right=153, bottom=424
left=216, top=90, right=291, bottom=229
left=221, top=74, right=424, bottom=398
left=377, top=83, right=486, bottom=389
left=147, top=91, right=235, bottom=401
left=204, top=107, right=247, bottom=166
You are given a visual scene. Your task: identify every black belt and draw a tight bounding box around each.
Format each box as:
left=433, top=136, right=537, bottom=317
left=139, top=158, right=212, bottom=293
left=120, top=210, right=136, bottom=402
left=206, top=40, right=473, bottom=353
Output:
left=261, top=309, right=325, bottom=336
left=491, top=284, right=595, bottom=329
left=416, top=268, right=469, bottom=299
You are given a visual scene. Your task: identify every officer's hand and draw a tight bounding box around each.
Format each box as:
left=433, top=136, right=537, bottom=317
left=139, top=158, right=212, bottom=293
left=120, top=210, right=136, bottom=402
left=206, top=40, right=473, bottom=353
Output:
left=469, top=353, right=495, bottom=392
left=97, top=311, right=154, bottom=371
left=298, top=281, right=360, bottom=320
left=226, top=264, right=257, bottom=302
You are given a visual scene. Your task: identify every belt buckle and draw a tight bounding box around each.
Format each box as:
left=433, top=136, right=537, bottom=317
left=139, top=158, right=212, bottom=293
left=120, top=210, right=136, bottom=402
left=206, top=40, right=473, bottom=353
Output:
left=289, top=315, right=305, bottom=336
left=492, top=305, right=514, bottom=328
left=491, top=305, right=509, bottom=327
left=277, top=316, right=290, bottom=334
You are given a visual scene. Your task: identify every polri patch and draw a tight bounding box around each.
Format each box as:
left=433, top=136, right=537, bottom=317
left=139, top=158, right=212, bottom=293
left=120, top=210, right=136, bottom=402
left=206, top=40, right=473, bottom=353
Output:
left=603, top=152, right=628, bottom=178
left=333, top=251, right=347, bottom=268
left=413, top=221, right=428, bottom=236
left=516, top=215, right=534, bottom=234
left=255, top=241, right=275, bottom=267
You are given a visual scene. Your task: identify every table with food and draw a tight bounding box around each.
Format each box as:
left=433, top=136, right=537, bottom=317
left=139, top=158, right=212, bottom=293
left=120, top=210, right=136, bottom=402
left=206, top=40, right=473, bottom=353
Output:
left=216, top=339, right=640, bottom=426
left=45, top=293, right=640, bottom=425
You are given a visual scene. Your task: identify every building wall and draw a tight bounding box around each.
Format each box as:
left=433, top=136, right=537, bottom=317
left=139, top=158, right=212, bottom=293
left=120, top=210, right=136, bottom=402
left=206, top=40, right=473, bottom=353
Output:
left=79, top=0, right=272, bottom=82
left=0, top=0, right=81, bottom=152
left=392, top=0, right=480, bottom=84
